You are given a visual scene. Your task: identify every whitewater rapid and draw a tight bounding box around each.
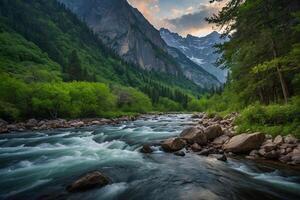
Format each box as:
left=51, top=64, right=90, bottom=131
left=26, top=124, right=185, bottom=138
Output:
left=0, top=114, right=299, bottom=200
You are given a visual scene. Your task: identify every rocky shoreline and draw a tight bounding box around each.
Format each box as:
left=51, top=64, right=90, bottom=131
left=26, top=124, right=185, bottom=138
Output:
left=143, top=113, right=300, bottom=166
left=0, top=116, right=138, bottom=134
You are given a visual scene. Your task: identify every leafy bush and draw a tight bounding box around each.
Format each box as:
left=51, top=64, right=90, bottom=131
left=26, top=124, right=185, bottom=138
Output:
left=235, top=99, right=300, bottom=138
left=155, top=97, right=183, bottom=112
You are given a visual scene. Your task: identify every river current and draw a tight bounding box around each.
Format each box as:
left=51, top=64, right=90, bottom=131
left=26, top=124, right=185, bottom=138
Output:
left=0, top=114, right=299, bottom=200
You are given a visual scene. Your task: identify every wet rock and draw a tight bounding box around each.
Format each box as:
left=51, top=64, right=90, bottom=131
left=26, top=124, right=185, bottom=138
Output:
left=197, top=149, right=209, bottom=156
left=67, top=171, right=110, bottom=192
left=174, top=151, right=185, bottom=157
left=273, top=135, right=284, bottom=146
left=161, top=138, right=186, bottom=152
left=191, top=143, right=202, bottom=152
left=140, top=144, right=153, bottom=153
left=223, top=132, right=265, bottom=153
left=212, top=135, right=230, bottom=145
left=204, top=125, right=223, bottom=140
left=209, top=154, right=227, bottom=162
left=180, top=127, right=207, bottom=145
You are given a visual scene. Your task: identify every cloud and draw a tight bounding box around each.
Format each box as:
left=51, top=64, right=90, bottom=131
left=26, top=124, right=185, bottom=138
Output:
left=165, top=3, right=224, bottom=36
left=128, top=0, right=226, bottom=37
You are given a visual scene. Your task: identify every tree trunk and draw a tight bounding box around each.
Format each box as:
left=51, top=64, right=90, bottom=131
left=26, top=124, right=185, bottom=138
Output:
left=270, top=38, right=289, bottom=104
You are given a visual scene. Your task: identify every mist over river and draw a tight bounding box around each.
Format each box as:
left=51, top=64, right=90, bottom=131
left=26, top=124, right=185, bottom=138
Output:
left=0, top=114, right=300, bottom=200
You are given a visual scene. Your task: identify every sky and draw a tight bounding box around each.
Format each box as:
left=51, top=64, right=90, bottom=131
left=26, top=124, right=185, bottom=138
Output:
left=128, top=0, right=226, bottom=37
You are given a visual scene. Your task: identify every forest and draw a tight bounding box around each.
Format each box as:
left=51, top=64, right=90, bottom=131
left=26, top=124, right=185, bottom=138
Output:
left=0, top=0, right=209, bottom=121
left=190, top=0, right=300, bottom=138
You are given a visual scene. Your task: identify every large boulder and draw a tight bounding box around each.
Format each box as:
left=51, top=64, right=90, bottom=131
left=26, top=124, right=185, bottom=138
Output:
left=67, top=171, right=110, bottom=192
left=273, top=135, right=284, bottom=146
left=161, top=138, right=186, bottom=152
left=223, top=132, right=265, bottom=153
left=204, top=125, right=223, bottom=140
left=212, top=135, right=230, bottom=145
left=180, top=127, right=207, bottom=145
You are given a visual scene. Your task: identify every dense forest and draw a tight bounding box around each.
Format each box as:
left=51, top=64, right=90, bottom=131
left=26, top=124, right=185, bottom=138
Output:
left=0, top=0, right=213, bottom=121
left=190, top=0, right=300, bottom=137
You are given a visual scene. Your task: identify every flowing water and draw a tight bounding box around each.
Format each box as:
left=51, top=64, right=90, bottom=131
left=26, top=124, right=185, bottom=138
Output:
left=0, top=114, right=300, bottom=200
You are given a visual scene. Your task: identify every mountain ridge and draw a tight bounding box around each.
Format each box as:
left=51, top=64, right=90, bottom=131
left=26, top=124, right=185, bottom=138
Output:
left=160, top=28, right=228, bottom=83
left=58, top=0, right=221, bottom=88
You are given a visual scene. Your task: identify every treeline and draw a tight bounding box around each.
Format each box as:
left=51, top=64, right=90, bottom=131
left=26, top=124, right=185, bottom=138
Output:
left=0, top=73, right=151, bottom=121
left=194, top=0, right=300, bottom=137
left=0, top=0, right=217, bottom=121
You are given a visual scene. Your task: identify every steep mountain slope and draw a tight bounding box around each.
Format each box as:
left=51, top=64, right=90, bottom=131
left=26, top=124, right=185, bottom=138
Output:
left=58, top=0, right=220, bottom=88
left=0, top=0, right=203, bottom=93
left=160, top=28, right=228, bottom=83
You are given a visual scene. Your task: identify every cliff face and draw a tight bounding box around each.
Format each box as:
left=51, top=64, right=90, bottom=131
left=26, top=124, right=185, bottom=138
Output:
left=59, top=0, right=180, bottom=74
left=59, top=0, right=220, bottom=87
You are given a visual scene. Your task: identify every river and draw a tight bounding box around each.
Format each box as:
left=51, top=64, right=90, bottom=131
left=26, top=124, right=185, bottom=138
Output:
left=0, top=114, right=299, bottom=200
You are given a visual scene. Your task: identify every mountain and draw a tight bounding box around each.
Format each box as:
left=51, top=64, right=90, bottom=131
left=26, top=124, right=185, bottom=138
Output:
left=58, top=0, right=220, bottom=88
left=160, top=28, right=228, bottom=83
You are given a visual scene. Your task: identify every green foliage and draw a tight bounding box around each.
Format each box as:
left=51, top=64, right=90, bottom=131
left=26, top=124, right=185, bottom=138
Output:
left=113, top=86, right=152, bottom=113
left=235, top=98, right=300, bottom=138
left=155, top=97, right=183, bottom=112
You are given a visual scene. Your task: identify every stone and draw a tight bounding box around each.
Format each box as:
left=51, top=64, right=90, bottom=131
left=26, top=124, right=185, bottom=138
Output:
left=261, top=142, right=277, bottom=152
left=212, top=135, right=230, bottom=145
left=140, top=144, right=153, bottom=153
left=284, top=134, right=298, bottom=144
left=223, top=132, right=265, bottom=153
left=258, top=149, right=266, bottom=157
left=279, top=153, right=292, bottom=163
left=209, top=154, right=227, bottom=162
left=67, top=171, right=110, bottom=192
left=191, top=143, right=202, bottom=152
left=292, top=156, right=300, bottom=165
left=264, top=150, right=279, bottom=160
left=70, top=121, right=85, bottom=127
left=249, top=150, right=259, bottom=157
left=25, top=119, right=38, bottom=128
left=161, top=138, right=186, bottom=152
left=198, top=148, right=210, bottom=156
left=174, top=151, right=185, bottom=157
left=0, top=119, right=8, bottom=127
left=204, top=125, right=223, bottom=140
left=180, top=127, right=207, bottom=145
left=273, top=135, right=284, bottom=146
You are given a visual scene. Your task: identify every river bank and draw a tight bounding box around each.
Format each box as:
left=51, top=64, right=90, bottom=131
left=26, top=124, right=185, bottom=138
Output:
left=155, top=112, right=300, bottom=166
left=0, top=114, right=299, bottom=200
left=0, top=115, right=139, bottom=134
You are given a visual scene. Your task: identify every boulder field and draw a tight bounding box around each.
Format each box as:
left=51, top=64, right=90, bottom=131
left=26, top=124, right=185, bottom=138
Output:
left=156, top=113, right=300, bottom=165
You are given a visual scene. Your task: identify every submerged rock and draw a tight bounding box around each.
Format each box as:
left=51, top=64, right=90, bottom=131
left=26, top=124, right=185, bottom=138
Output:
left=161, top=138, right=186, bottom=152
left=174, top=151, right=185, bottom=157
left=67, top=171, right=110, bottom=192
left=223, top=132, right=265, bottom=153
left=209, top=154, right=227, bottom=162
left=140, top=144, right=153, bottom=153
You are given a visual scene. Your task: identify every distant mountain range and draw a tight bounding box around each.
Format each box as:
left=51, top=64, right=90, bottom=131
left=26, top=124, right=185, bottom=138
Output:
left=160, top=28, right=228, bottom=83
left=58, top=0, right=221, bottom=88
